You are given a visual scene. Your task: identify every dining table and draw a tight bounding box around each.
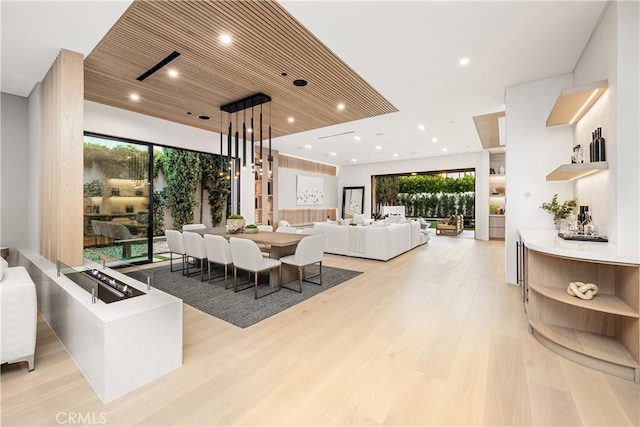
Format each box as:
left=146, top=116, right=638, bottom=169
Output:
left=192, top=227, right=307, bottom=286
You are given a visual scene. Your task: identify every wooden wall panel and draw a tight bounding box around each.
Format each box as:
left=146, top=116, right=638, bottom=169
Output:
left=278, top=154, right=337, bottom=176
left=278, top=208, right=337, bottom=226
left=40, top=49, right=84, bottom=266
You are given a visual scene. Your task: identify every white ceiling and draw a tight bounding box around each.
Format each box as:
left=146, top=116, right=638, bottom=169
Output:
left=1, top=0, right=606, bottom=166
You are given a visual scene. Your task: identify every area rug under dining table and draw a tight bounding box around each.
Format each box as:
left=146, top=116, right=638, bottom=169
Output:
left=126, top=263, right=362, bottom=328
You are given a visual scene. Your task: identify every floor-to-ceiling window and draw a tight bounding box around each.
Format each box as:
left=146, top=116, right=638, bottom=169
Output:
left=83, top=134, right=152, bottom=262
left=83, top=133, right=232, bottom=264
left=372, top=168, right=476, bottom=230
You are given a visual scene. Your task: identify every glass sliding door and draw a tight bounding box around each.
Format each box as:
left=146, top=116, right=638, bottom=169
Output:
left=83, top=135, right=151, bottom=263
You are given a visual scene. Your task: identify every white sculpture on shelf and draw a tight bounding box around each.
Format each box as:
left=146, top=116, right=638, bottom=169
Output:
left=567, top=281, right=599, bottom=300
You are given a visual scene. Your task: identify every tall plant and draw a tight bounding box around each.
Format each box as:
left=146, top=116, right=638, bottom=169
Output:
left=200, top=154, right=230, bottom=226
left=162, top=148, right=202, bottom=230
left=375, top=176, right=399, bottom=215
left=152, top=189, right=167, bottom=237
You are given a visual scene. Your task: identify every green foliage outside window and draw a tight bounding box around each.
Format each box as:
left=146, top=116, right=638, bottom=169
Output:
left=376, top=173, right=475, bottom=219
left=161, top=148, right=202, bottom=230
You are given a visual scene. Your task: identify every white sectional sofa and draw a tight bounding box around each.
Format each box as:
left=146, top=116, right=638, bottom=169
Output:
left=313, top=221, right=428, bottom=261
left=0, top=257, right=37, bottom=371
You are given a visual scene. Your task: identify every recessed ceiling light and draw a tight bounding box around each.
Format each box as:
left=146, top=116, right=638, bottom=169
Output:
left=247, top=128, right=253, bottom=133
left=198, top=115, right=210, bottom=120
left=351, top=158, right=357, bottom=162
left=442, top=147, right=448, bottom=152
left=293, top=79, right=308, bottom=87
left=411, top=172, right=417, bottom=176
left=375, top=145, right=382, bottom=150
left=304, top=144, right=312, bottom=149
left=393, top=153, right=399, bottom=157
left=130, top=93, right=140, bottom=101
left=354, top=136, right=362, bottom=141
left=168, top=69, right=178, bottom=78
left=337, top=103, right=345, bottom=111
left=459, top=57, right=470, bottom=66
left=431, top=137, right=438, bottom=143
left=288, top=117, right=294, bottom=123
left=418, top=124, right=425, bottom=131
left=330, top=152, right=337, bottom=156
left=220, top=33, right=232, bottom=45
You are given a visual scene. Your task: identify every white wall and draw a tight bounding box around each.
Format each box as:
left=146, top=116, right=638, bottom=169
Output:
left=278, top=168, right=338, bottom=209
left=504, top=74, right=574, bottom=285
left=573, top=1, right=617, bottom=245
left=337, top=152, right=488, bottom=241
left=1, top=92, right=30, bottom=264
left=614, top=0, right=639, bottom=250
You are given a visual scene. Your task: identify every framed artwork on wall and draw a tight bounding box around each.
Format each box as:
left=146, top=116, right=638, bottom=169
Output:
left=342, top=186, right=364, bottom=218
left=296, top=175, right=324, bottom=206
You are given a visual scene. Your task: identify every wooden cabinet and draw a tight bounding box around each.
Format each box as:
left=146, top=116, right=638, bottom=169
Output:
left=254, top=146, right=278, bottom=226
left=489, top=150, right=506, bottom=240
left=489, top=215, right=505, bottom=239
left=522, top=233, right=640, bottom=383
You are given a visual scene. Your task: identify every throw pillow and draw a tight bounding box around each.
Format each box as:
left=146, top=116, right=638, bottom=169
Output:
left=0, top=256, right=7, bottom=282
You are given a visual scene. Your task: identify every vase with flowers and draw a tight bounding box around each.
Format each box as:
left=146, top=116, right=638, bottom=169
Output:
left=541, top=194, right=577, bottom=228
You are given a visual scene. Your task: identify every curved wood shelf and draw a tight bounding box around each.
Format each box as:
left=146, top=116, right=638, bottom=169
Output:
left=530, top=283, right=639, bottom=318
left=530, top=320, right=639, bottom=370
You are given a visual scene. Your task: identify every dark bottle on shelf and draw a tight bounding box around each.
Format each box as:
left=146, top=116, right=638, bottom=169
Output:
left=589, top=131, right=595, bottom=162
left=592, top=128, right=600, bottom=162
left=596, top=127, right=606, bottom=161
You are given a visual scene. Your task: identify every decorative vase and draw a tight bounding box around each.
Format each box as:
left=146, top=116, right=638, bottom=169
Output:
left=226, top=219, right=245, bottom=234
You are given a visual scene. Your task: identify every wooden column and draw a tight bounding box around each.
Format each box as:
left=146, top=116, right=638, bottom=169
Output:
left=40, top=49, right=84, bottom=266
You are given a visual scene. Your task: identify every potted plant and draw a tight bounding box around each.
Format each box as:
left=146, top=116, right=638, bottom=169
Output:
left=244, top=223, right=258, bottom=234
left=541, top=194, right=577, bottom=227
left=226, top=214, right=245, bottom=234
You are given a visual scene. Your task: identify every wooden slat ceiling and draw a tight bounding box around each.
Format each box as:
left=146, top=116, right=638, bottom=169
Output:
left=84, top=0, right=398, bottom=138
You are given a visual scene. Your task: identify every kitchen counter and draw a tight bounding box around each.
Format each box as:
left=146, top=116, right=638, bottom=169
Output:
left=519, top=228, right=639, bottom=265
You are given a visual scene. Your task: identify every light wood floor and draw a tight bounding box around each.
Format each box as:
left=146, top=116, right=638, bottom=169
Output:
left=2, top=236, right=639, bottom=426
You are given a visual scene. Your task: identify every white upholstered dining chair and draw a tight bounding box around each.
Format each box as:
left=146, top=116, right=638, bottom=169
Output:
left=229, top=237, right=281, bottom=299
left=204, top=234, right=233, bottom=289
left=279, top=234, right=326, bottom=293
left=165, top=230, right=186, bottom=274
left=182, top=231, right=207, bottom=282
left=182, top=223, right=206, bottom=231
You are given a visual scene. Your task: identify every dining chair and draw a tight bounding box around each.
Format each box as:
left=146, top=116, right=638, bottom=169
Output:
left=229, top=237, right=281, bottom=299
left=279, top=234, right=326, bottom=293
left=256, top=225, right=274, bottom=255
left=165, top=230, right=187, bottom=274
left=203, top=234, right=233, bottom=289
left=182, top=223, right=206, bottom=231
left=276, top=220, right=291, bottom=231
left=182, top=231, right=207, bottom=282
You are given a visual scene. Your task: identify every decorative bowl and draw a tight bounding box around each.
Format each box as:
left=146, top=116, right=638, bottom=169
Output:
left=243, top=228, right=258, bottom=234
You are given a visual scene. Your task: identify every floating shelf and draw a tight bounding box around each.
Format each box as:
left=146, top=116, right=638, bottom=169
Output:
left=546, top=161, right=608, bottom=181
left=546, top=80, right=608, bottom=127
left=530, top=283, right=638, bottom=318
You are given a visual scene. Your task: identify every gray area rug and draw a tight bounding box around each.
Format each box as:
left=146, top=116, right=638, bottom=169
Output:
left=126, top=264, right=361, bottom=328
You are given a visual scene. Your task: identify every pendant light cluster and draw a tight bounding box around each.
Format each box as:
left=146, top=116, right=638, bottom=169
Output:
left=219, top=93, right=273, bottom=180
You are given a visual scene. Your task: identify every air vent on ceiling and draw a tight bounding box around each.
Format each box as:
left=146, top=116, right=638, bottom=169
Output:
left=317, top=131, right=355, bottom=140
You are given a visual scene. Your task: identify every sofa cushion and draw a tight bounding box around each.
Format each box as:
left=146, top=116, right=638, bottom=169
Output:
left=0, top=256, right=7, bottom=282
